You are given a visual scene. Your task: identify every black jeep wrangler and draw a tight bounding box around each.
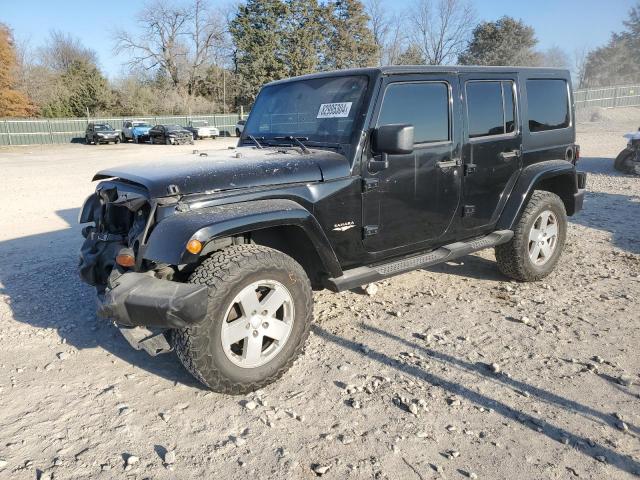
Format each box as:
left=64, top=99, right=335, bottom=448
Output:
left=79, top=66, right=586, bottom=394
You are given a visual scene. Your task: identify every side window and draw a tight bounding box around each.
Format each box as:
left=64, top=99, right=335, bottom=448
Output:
left=466, top=80, right=517, bottom=138
left=526, top=79, right=570, bottom=132
left=377, top=82, right=449, bottom=144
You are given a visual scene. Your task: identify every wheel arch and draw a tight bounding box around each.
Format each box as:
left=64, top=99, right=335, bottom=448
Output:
left=143, top=199, right=343, bottom=283
left=497, top=160, right=580, bottom=230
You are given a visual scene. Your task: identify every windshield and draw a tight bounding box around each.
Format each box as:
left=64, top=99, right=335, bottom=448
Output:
left=133, top=122, right=152, bottom=128
left=192, top=121, right=208, bottom=127
left=94, top=124, right=113, bottom=131
left=166, top=125, right=184, bottom=131
left=243, top=75, right=369, bottom=145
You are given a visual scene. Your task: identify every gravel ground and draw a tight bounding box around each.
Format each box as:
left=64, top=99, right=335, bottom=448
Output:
left=0, top=115, right=638, bottom=480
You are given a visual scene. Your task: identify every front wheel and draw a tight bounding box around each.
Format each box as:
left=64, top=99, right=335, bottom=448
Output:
left=165, top=137, right=172, bottom=145
left=495, top=190, right=567, bottom=282
left=173, top=245, right=313, bottom=394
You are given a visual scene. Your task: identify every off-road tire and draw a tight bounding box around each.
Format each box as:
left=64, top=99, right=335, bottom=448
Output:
left=173, top=245, right=313, bottom=394
left=495, top=190, right=567, bottom=282
left=614, top=149, right=633, bottom=172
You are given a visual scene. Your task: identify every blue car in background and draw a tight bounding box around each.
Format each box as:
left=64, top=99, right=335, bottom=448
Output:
left=121, top=120, right=153, bottom=143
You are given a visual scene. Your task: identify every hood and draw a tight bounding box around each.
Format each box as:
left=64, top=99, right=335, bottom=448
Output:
left=93, top=146, right=350, bottom=198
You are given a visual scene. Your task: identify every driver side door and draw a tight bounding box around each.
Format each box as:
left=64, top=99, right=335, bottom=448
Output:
left=362, top=75, right=462, bottom=254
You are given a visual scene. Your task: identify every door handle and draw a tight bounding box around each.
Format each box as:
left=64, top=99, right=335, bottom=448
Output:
left=436, top=158, right=460, bottom=169
left=499, top=149, right=520, bottom=161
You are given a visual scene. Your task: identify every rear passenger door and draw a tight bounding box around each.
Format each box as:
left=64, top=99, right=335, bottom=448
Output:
left=461, top=74, right=521, bottom=231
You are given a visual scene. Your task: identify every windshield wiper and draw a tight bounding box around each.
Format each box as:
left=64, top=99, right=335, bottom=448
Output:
left=274, top=136, right=310, bottom=154
left=247, top=135, right=263, bottom=149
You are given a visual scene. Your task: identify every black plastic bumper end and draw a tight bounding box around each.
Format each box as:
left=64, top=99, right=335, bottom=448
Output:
left=98, top=272, right=209, bottom=329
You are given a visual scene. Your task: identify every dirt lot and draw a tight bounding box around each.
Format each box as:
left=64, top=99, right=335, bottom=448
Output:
left=0, top=116, right=638, bottom=480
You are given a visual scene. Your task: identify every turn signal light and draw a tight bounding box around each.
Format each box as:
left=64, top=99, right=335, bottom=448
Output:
left=116, top=253, right=136, bottom=267
left=186, top=239, right=203, bottom=254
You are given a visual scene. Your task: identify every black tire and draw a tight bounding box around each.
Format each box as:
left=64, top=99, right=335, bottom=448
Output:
left=85, top=136, right=92, bottom=145
left=173, top=245, right=313, bottom=394
left=614, top=149, right=633, bottom=172
left=165, top=136, right=171, bottom=145
left=236, top=128, right=241, bottom=137
left=121, top=133, right=127, bottom=143
left=115, top=137, right=120, bottom=144
left=495, top=190, right=567, bottom=282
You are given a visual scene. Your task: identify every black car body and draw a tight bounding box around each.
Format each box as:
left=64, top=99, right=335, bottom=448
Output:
left=148, top=124, right=194, bottom=145
left=85, top=122, right=120, bottom=145
left=79, top=66, right=586, bottom=392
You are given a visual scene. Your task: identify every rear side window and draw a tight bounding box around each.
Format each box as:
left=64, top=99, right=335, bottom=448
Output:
left=377, top=82, right=450, bottom=144
left=466, top=80, right=516, bottom=138
left=526, top=79, right=570, bottom=132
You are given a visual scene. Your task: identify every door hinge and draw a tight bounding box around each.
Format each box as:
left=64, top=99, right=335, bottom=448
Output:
left=464, top=163, right=477, bottom=175
left=363, top=225, right=379, bottom=237
left=362, top=178, right=380, bottom=192
left=463, top=205, right=476, bottom=217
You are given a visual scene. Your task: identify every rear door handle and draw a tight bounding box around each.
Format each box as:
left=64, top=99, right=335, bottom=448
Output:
left=436, top=158, right=461, bottom=169
left=499, top=150, right=520, bottom=161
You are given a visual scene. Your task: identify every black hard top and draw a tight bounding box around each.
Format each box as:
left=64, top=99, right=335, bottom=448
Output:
left=266, top=65, right=570, bottom=86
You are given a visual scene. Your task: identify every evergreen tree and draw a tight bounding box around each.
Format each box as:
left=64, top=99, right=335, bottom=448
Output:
left=582, top=2, right=640, bottom=87
left=395, top=44, right=425, bottom=65
left=230, top=0, right=289, bottom=105
left=283, top=0, right=325, bottom=77
left=0, top=23, right=34, bottom=117
left=458, top=17, right=540, bottom=66
left=323, top=0, right=379, bottom=70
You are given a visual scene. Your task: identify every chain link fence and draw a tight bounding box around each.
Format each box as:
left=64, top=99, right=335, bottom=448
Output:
left=0, top=113, right=248, bottom=146
left=574, top=85, right=640, bottom=110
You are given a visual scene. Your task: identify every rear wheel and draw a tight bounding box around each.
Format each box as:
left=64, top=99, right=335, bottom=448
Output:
left=173, top=245, right=313, bottom=394
left=495, top=190, right=567, bottom=282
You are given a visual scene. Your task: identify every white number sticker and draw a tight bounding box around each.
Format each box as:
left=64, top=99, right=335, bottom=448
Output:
left=317, top=102, right=353, bottom=118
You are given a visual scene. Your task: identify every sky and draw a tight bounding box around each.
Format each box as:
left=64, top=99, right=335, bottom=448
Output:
left=2, top=0, right=637, bottom=79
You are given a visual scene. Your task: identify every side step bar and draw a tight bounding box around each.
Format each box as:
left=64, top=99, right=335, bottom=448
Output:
left=325, top=230, right=513, bottom=292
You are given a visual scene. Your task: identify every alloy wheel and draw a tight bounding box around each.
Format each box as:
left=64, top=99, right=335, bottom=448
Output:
left=528, top=210, right=558, bottom=265
left=220, top=280, right=295, bottom=368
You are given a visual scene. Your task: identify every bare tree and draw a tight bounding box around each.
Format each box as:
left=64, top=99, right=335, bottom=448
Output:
left=539, top=46, right=570, bottom=68
left=572, top=46, right=589, bottom=88
left=408, top=0, right=475, bottom=65
left=39, top=30, right=99, bottom=72
left=365, top=0, right=389, bottom=65
left=384, top=14, right=408, bottom=65
left=113, top=0, right=225, bottom=93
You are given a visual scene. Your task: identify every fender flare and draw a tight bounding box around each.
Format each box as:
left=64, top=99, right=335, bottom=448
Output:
left=496, top=160, right=580, bottom=231
left=143, top=199, right=342, bottom=277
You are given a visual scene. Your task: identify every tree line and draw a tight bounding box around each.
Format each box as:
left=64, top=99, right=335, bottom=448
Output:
left=1, top=0, right=639, bottom=118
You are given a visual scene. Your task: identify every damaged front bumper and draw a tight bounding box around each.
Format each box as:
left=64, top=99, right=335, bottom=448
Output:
left=98, top=272, right=209, bottom=329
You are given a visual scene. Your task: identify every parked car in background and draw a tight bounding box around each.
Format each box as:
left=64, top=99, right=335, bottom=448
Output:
left=85, top=123, right=120, bottom=145
left=235, top=119, right=245, bottom=136
left=185, top=120, right=219, bottom=140
left=122, top=120, right=153, bottom=143
left=149, top=124, right=194, bottom=145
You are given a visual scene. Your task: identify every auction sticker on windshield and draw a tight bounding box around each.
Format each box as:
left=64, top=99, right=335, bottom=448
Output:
left=317, top=102, right=352, bottom=118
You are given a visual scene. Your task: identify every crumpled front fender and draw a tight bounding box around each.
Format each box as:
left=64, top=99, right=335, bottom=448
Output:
left=142, top=199, right=342, bottom=276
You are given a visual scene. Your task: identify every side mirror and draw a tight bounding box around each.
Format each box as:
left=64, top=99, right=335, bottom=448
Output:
left=372, top=124, right=414, bottom=155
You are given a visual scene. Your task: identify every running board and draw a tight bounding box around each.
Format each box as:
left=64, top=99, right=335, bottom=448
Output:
left=325, top=230, right=513, bottom=292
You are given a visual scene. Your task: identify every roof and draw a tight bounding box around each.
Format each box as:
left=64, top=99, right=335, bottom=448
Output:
left=266, top=65, right=571, bottom=86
